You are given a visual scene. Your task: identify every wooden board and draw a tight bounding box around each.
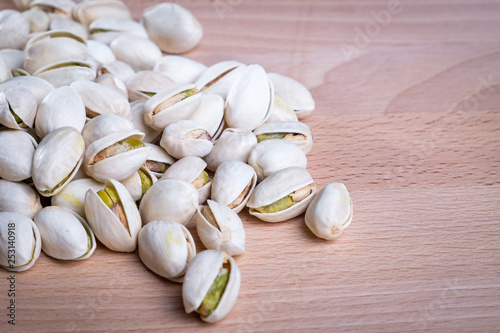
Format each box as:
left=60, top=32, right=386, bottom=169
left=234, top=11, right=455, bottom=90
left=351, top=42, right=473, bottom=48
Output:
left=1, top=0, right=500, bottom=331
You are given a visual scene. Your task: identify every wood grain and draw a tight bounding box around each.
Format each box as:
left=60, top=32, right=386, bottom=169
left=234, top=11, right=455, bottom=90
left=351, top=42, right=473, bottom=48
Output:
left=1, top=0, right=500, bottom=332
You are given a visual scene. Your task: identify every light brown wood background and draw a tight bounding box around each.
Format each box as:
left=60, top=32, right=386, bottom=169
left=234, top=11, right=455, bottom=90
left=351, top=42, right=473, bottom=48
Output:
left=1, top=0, right=500, bottom=332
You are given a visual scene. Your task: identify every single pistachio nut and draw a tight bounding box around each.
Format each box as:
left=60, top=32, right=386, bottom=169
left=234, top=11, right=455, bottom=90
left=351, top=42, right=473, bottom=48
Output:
left=160, top=120, right=213, bottom=159
left=305, top=183, right=353, bottom=240
left=153, top=55, right=207, bottom=85
left=125, top=70, right=175, bottom=101
left=34, top=206, right=96, bottom=260
left=0, top=130, right=37, bottom=182
left=86, top=40, right=116, bottom=67
left=82, top=113, right=134, bottom=147
left=253, top=121, right=313, bottom=155
left=0, top=179, right=42, bottom=219
left=0, top=87, right=37, bottom=130
left=50, top=17, right=89, bottom=40
left=0, top=212, right=41, bottom=272
left=182, top=250, right=241, bottom=323
left=143, top=143, right=175, bottom=178
left=51, top=178, right=104, bottom=219
left=120, top=166, right=157, bottom=202
left=110, top=35, right=162, bottom=72
left=22, top=7, right=50, bottom=33
left=267, top=72, right=315, bottom=118
left=138, top=220, right=196, bottom=282
left=33, top=59, right=97, bottom=88
left=196, top=200, right=245, bottom=256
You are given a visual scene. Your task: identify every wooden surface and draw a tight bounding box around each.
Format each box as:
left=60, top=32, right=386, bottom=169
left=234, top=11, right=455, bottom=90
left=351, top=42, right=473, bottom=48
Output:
left=1, top=0, right=500, bottom=332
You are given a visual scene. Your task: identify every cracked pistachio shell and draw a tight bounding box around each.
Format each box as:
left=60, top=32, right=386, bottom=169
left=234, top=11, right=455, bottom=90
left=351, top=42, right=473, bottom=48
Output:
left=204, top=128, right=257, bottom=172
left=34, top=206, right=96, bottom=260
left=153, top=55, right=206, bottom=85
left=95, top=73, right=128, bottom=99
left=51, top=178, right=104, bottom=219
left=85, top=179, right=141, bottom=252
left=32, top=127, right=85, bottom=197
left=161, top=156, right=211, bottom=205
left=33, top=59, right=96, bottom=88
left=142, top=3, right=203, bottom=54
left=0, top=87, right=37, bottom=130
left=86, top=40, right=116, bottom=67
left=225, top=64, right=274, bottom=131
left=0, top=180, right=42, bottom=219
left=99, top=60, right=135, bottom=82
left=253, top=121, right=313, bottom=155
left=196, top=200, right=245, bottom=256
left=84, top=129, right=151, bottom=182
left=143, top=143, right=175, bottom=178
left=183, top=250, right=241, bottom=323
left=30, top=0, right=75, bottom=18
left=71, top=80, right=131, bottom=119
left=265, top=96, right=298, bottom=123
left=110, top=35, right=162, bottom=72
left=24, top=31, right=87, bottom=74
left=50, top=17, right=89, bottom=40
left=73, top=0, right=132, bottom=27
left=248, top=140, right=307, bottom=182
left=130, top=100, right=161, bottom=143
left=0, top=10, right=30, bottom=50
left=195, top=60, right=246, bottom=98
left=305, top=183, right=353, bottom=240
left=267, top=73, right=315, bottom=118
left=139, top=179, right=198, bottom=226
left=247, top=167, right=316, bottom=223
left=138, top=220, right=196, bottom=282
left=0, top=76, right=55, bottom=105
left=188, top=93, right=225, bottom=141
left=144, top=83, right=202, bottom=131
left=82, top=113, right=134, bottom=147
left=120, top=166, right=157, bottom=202
left=211, top=160, right=257, bottom=213
left=0, top=212, right=41, bottom=272
left=35, top=86, right=86, bottom=139
left=0, top=130, right=37, bottom=182
left=89, top=17, right=148, bottom=45
left=126, top=70, right=175, bottom=101
left=160, top=120, right=213, bottom=159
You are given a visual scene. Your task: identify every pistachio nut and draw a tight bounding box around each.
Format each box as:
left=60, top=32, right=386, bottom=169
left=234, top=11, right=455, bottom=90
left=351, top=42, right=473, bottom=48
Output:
left=143, top=143, right=175, bottom=178
left=196, top=200, right=245, bottom=256
left=51, top=178, right=104, bottom=219
left=265, top=96, right=298, bottom=123
left=120, top=166, right=157, bottom=202
left=125, top=70, right=175, bottom=101
left=0, top=180, right=42, bottom=219
left=50, top=17, right=89, bottom=40
left=160, top=120, right=213, bottom=159
left=0, top=10, right=30, bottom=50
left=247, top=166, right=316, bottom=222
left=88, top=17, right=148, bottom=45
left=99, top=60, right=135, bottom=83
left=153, top=55, right=206, bottom=85
left=0, top=130, right=37, bottom=182
left=253, top=120, right=313, bottom=154
left=305, top=183, right=353, bottom=240
left=182, top=250, right=241, bottom=323
left=195, top=60, right=245, bottom=98
left=0, top=212, right=41, bottom=272
left=84, top=179, right=141, bottom=252
left=110, top=35, right=162, bottom=72
left=73, top=0, right=132, bottom=26
left=0, top=76, right=55, bottom=106
left=33, top=59, right=97, bottom=88
left=86, top=40, right=116, bottom=67
left=30, top=0, right=75, bottom=19
left=95, top=73, right=128, bottom=99
left=130, top=100, right=161, bottom=143
left=138, top=220, right=196, bottom=282
left=34, top=206, right=96, bottom=260
left=267, top=72, right=315, bottom=118
left=22, top=7, right=50, bottom=33
left=0, top=49, right=24, bottom=72
left=188, top=93, right=225, bottom=141
left=0, top=87, right=37, bottom=130
left=82, top=113, right=134, bottom=147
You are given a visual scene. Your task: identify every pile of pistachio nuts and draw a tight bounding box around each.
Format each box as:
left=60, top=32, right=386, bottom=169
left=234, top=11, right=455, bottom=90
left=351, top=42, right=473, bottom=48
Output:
left=0, top=0, right=353, bottom=323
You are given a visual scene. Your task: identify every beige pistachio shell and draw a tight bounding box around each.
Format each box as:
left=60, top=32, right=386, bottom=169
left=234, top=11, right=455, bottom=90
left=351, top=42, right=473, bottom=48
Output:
left=95, top=73, right=128, bottom=99
left=141, top=3, right=203, bottom=54
left=30, top=0, right=75, bottom=18
left=99, top=60, right=135, bottom=82
left=85, top=179, right=141, bottom=252
left=0, top=10, right=30, bottom=50
left=0, top=130, right=37, bottom=182
left=188, top=93, right=225, bottom=140
left=84, top=129, right=151, bottom=182
left=143, top=83, right=202, bottom=131
left=248, top=139, right=307, bottom=182
left=211, top=160, right=257, bottom=213
left=110, top=35, right=162, bottom=72
left=0, top=212, right=41, bottom=272
left=247, top=167, right=316, bottom=222
left=35, top=86, right=86, bottom=139
left=195, top=60, right=245, bottom=98
left=50, top=17, right=89, bottom=40
left=153, top=55, right=206, bottom=85
left=253, top=121, right=313, bottom=155
left=120, top=166, right=157, bottom=202
left=305, top=183, right=353, bottom=240
left=71, top=80, right=131, bottom=119
left=34, top=206, right=96, bottom=260
left=130, top=100, right=161, bottom=143
left=161, top=156, right=211, bottom=205
left=89, top=17, right=148, bottom=45
left=225, top=64, right=273, bottom=130
left=160, top=120, right=213, bottom=159
left=139, top=179, right=198, bottom=226
left=82, top=113, right=134, bottom=147
left=126, top=70, right=175, bottom=101
left=0, top=180, right=42, bottom=219
left=0, top=59, right=12, bottom=83
left=33, top=59, right=97, bottom=88
left=86, top=40, right=116, bottom=66
left=32, top=127, right=85, bottom=197
left=196, top=200, right=245, bottom=256
left=267, top=72, right=315, bottom=118
left=138, top=220, right=196, bottom=282
left=143, top=143, right=175, bottom=178
left=73, top=0, right=132, bottom=26
left=0, top=49, right=24, bottom=71
left=22, top=7, right=50, bottom=33
left=0, top=76, right=55, bottom=105
left=0, top=87, right=37, bottom=130
left=51, top=178, right=104, bottom=219
left=265, top=96, right=298, bottom=123
left=182, top=250, right=241, bottom=323
left=204, top=128, right=257, bottom=172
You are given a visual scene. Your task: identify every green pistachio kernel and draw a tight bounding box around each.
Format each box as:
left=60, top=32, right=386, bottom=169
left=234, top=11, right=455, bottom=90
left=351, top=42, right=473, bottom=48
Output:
left=97, top=187, right=120, bottom=207
left=256, top=133, right=287, bottom=142
left=198, top=268, right=229, bottom=317
left=138, top=169, right=153, bottom=197
left=93, top=139, right=146, bottom=164
left=192, top=170, right=210, bottom=189
left=9, top=108, right=23, bottom=124
left=255, top=195, right=295, bottom=214
left=41, top=173, right=71, bottom=195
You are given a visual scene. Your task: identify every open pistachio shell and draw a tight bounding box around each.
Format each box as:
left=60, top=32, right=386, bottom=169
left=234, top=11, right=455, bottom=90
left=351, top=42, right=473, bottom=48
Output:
left=253, top=121, right=313, bottom=155
left=195, top=60, right=245, bottom=98
left=32, top=127, right=85, bottom=197
left=188, top=93, right=225, bottom=141
left=247, top=167, right=316, bottom=222
left=30, top=0, right=75, bottom=18
left=33, top=59, right=97, bottom=88
left=0, top=87, right=37, bottom=130
left=305, top=183, right=353, bottom=240
left=160, top=120, right=213, bottom=159
left=50, top=17, right=89, bottom=40
left=196, top=200, right=245, bottom=256
left=82, top=113, right=134, bottom=147
left=143, top=143, right=175, bottom=178
left=153, top=55, right=206, bottom=85
left=182, top=250, right=241, bottom=323
left=51, top=178, right=104, bottom=219
left=89, top=17, right=148, bottom=45
left=126, top=70, right=175, bottom=101
left=34, top=206, right=96, bottom=260
left=120, top=166, right=157, bottom=202
left=0, top=180, right=42, bottom=219
left=84, top=179, right=141, bottom=252
left=0, top=76, right=55, bottom=105
left=0, top=212, right=41, bottom=272
left=73, top=0, right=132, bottom=26
left=110, top=35, right=162, bottom=72
left=130, top=100, right=161, bottom=143
left=0, top=130, right=37, bottom=182
left=138, top=220, right=196, bottom=282
left=267, top=72, right=315, bottom=118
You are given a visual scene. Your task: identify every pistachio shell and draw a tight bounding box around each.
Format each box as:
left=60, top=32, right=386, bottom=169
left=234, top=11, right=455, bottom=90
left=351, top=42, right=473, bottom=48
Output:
left=73, top=0, right=132, bottom=26
left=0, top=212, right=41, bottom=272
left=30, top=0, right=75, bottom=18
left=99, top=60, right=135, bottom=82
left=0, top=49, right=24, bottom=71
left=0, top=59, right=12, bottom=83
left=195, top=60, right=245, bottom=98
left=0, top=130, right=37, bottom=182
left=267, top=72, right=315, bottom=118
left=188, top=93, right=225, bottom=140
left=0, top=10, right=30, bottom=50
left=0, top=76, right=55, bottom=105
left=22, top=7, right=50, bottom=33
left=119, top=166, right=157, bottom=202
left=138, top=220, right=196, bottom=282
left=265, top=96, right=298, bottom=123
left=110, top=35, right=162, bottom=72
left=253, top=121, right=313, bottom=154
left=126, top=70, right=175, bottom=101
left=160, top=120, right=213, bottom=159
left=130, top=100, right=161, bottom=143
left=143, top=143, right=175, bottom=178
left=33, top=59, right=97, bottom=88
left=153, top=55, right=206, bottom=85
left=0, top=180, right=42, bottom=219
left=95, top=73, right=128, bottom=99
left=0, top=87, right=37, bottom=130
left=86, top=40, right=116, bottom=66
left=82, top=113, right=134, bottom=147
left=34, top=206, right=96, bottom=260
left=89, top=17, right=148, bottom=45
left=50, top=17, right=89, bottom=40
left=51, top=178, right=104, bottom=219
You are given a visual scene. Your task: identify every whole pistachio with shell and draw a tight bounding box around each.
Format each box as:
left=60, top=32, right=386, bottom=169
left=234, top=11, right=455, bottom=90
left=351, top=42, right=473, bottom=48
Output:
left=0, top=87, right=37, bottom=130
left=51, top=178, right=104, bottom=219
left=0, top=180, right=42, bottom=219
left=143, top=143, right=176, bottom=178
left=268, top=72, right=315, bottom=118
left=0, top=130, right=37, bottom=182
left=160, top=120, right=213, bottom=159
left=253, top=120, right=313, bottom=155
left=120, top=166, right=157, bottom=202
